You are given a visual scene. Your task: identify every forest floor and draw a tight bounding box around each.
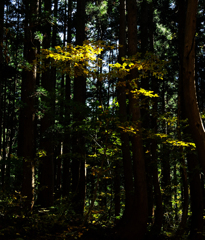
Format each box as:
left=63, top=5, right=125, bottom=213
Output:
left=0, top=203, right=115, bottom=239
left=0, top=196, right=188, bottom=240
left=0, top=211, right=182, bottom=240
left=0, top=210, right=173, bottom=240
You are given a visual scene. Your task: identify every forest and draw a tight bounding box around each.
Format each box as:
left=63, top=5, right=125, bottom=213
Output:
left=0, top=0, right=204, bottom=239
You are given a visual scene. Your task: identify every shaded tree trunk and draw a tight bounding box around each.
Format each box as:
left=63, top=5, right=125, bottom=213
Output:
left=117, top=0, right=134, bottom=225
left=114, top=161, right=120, bottom=218
left=0, top=0, right=3, bottom=64
left=116, top=1, right=148, bottom=239
left=21, top=0, right=37, bottom=209
left=161, top=81, right=172, bottom=220
left=175, top=0, right=189, bottom=236
left=63, top=0, right=72, bottom=197
left=140, top=0, right=154, bottom=224
left=71, top=0, right=86, bottom=215
left=148, top=2, right=163, bottom=236
left=179, top=1, right=203, bottom=238
left=187, top=152, right=203, bottom=240
left=181, top=0, right=205, bottom=175
left=38, top=0, right=54, bottom=207
left=0, top=0, right=3, bottom=190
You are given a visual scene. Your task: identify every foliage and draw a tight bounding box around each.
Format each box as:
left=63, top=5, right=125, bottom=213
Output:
left=1, top=0, right=205, bottom=239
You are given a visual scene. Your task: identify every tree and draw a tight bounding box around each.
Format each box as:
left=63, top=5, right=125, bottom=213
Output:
left=0, top=0, right=4, bottom=188
left=62, top=0, right=72, bottom=198
left=117, top=0, right=134, bottom=223
left=181, top=0, right=205, bottom=175
left=19, top=0, right=38, bottom=209
left=116, top=0, right=148, bottom=239
left=38, top=0, right=54, bottom=208
left=179, top=0, right=203, bottom=239
left=2, top=0, right=205, bottom=239
left=127, top=0, right=148, bottom=238
left=71, top=0, right=87, bottom=215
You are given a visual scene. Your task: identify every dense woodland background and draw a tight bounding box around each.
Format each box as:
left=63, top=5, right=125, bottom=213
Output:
left=0, top=0, right=204, bottom=239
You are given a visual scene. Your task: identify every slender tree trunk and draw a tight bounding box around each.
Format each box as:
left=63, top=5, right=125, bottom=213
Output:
left=38, top=0, right=54, bottom=207
left=175, top=1, right=189, bottom=236
left=140, top=0, right=154, bottom=224
left=63, top=0, right=72, bottom=197
left=20, top=0, right=37, bottom=209
left=187, top=152, right=203, bottom=240
left=52, top=0, right=60, bottom=199
left=150, top=137, right=163, bottom=237
left=71, top=0, right=86, bottom=215
left=117, top=1, right=148, bottom=239
left=161, top=81, right=172, bottom=222
left=1, top=82, right=6, bottom=189
left=0, top=0, right=3, bottom=65
left=117, top=0, right=134, bottom=225
left=0, top=0, right=3, bottom=153
left=6, top=79, right=16, bottom=189
left=148, top=2, right=163, bottom=236
left=114, top=161, right=120, bottom=218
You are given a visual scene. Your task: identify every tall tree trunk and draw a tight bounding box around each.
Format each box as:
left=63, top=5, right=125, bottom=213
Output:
left=63, top=0, right=72, bottom=197
left=116, top=0, right=134, bottom=225
left=52, top=0, right=59, bottom=199
left=140, top=0, right=154, bottom=224
left=38, top=0, right=54, bottom=207
left=181, top=0, right=205, bottom=175
left=148, top=2, right=163, bottom=236
left=71, top=0, right=86, bottom=215
left=0, top=0, right=3, bottom=65
left=117, top=1, right=148, bottom=239
left=21, top=0, right=37, bottom=209
left=179, top=1, right=203, bottom=238
left=0, top=0, right=3, bottom=190
left=175, top=0, right=189, bottom=236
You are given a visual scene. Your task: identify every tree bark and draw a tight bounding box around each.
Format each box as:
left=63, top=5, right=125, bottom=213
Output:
left=21, top=0, right=37, bottom=209
left=180, top=1, right=203, bottom=238
left=148, top=2, right=163, bottom=236
left=175, top=0, right=189, bottom=236
left=71, top=0, right=86, bottom=215
left=62, top=0, right=72, bottom=197
left=38, top=0, right=54, bottom=207
left=0, top=0, right=3, bottom=190
left=116, top=0, right=134, bottom=225
left=0, top=0, right=3, bottom=64
left=187, top=152, right=203, bottom=240
left=116, top=0, right=148, bottom=239
left=181, top=0, right=205, bottom=175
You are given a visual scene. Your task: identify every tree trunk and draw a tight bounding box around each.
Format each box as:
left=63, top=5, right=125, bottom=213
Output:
left=187, top=152, right=203, bottom=240
left=116, top=0, right=148, bottom=239
left=148, top=2, right=163, bottom=236
left=62, top=0, right=72, bottom=197
left=71, top=0, right=86, bottom=215
left=181, top=0, right=205, bottom=175
left=116, top=0, right=134, bottom=225
left=161, top=81, right=172, bottom=222
left=179, top=1, right=203, bottom=238
left=175, top=1, right=189, bottom=236
left=38, top=0, right=54, bottom=207
left=0, top=0, right=3, bottom=64
left=21, top=0, right=37, bottom=209
left=140, top=0, right=154, bottom=224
